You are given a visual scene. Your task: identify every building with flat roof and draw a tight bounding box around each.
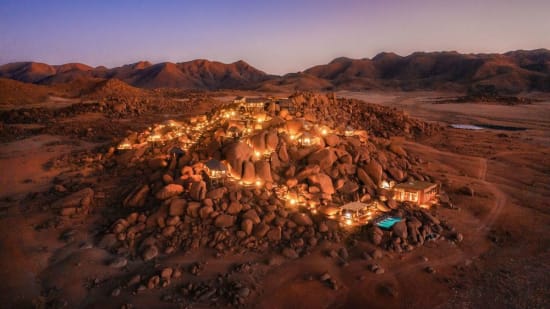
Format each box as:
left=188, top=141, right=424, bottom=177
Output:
left=393, top=181, right=439, bottom=205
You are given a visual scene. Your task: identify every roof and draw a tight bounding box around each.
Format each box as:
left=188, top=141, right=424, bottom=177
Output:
left=245, top=97, right=267, bottom=104
left=340, top=202, right=371, bottom=211
left=394, top=181, right=438, bottom=191
left=169, top=147, right=185, bottom=156
left=205, top=159, right=227, bottom=171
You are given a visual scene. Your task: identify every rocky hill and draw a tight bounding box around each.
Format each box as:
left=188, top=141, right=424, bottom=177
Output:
left=1, top=49, right=549, bottom=93
left=0, top=59, right=270, bottom=90
left=0, top=78, right=54, bottom=106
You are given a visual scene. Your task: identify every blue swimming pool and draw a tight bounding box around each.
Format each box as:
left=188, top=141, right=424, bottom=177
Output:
left=376, top=217, right=402, bottom=229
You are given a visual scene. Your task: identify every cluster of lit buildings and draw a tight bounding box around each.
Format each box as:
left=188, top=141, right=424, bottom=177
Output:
left=116, top=95, right=440, bottom=228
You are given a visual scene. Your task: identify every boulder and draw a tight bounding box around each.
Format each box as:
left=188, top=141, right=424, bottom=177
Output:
left=199, top=206, right=214, bottom=219
left=265, top=130, right=279, bottom=151
left=357, top=168, right=376, bottom=188
left=123, top=185, right=149, bottom=207
left=189, top=181, right=207, bottom=201
left=142, top=245, right=159, bottom=261
left=296, top=165, right=321, bottom=181
left=251, top=132, right=268, bottom=152
left=253, top=222, right=270, bottom=238
left=307, top=148, right=337, bottom=171
left=365, top=160, right=383, bottom=184
left=376, top=202, right=391, bottom=212
left=52, top=188, right=94, bottom=209
left=278, top=143, right=290, bottom=162
left=370, top=227, right=384, bottom=245
left=214, top=214, right=235, bottom=228
left=307, top=173, right=335, bottom=195
left=338, top=181, right=359, bottom=194
left=254, top=161, right=273, bottom=182
left=291, top=213, right=313, bottom=226
left=241, top=218, right=254, bottom=235
left=267, top=226, right=282, bottom=241
left=389, top=143, right=407, bottom=157
left=388, top=167, right=406, bottom=182
left=186, top=202, right=201, bottom=217
left=242, top=209, right=261, bottom=224
left=155, top=184, right=183, bottom=200
left=227, top=201, right=243, bottom=215
left=392, top=221, right=408, bottom=239
left=206, top=187, right=227, bottom=200
left=148, top=157, right=167, bottom=169
left=224, top=142, right=253, bottom=164
left=324, top=134, right=340, bottom=147
left=241, top=161, right=256, bottom=183
left=282, top=247, right=299, bottom=259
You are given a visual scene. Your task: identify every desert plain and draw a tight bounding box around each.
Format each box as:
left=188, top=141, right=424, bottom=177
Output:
left=0, top=77, right=548, bottom=309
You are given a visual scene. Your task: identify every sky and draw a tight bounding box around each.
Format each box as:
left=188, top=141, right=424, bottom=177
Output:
left=1, top=0, right=549, bottom=75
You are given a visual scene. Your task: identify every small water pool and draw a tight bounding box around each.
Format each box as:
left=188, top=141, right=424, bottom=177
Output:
left=376, top=217, right=402, bottom=229
left=450, top=124, right=484, bottom=130
left=451, top=123, right=527, bottom=131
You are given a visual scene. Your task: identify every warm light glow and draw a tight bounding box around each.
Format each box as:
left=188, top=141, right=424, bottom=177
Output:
left=290, top=199, right=297, bottom=205
left=147, top=134, right=161, bottom=142
left=255, top=180, right=262, bottom=187
left=346, top=219, right=352, bottom=226
left=117, top=143, right=132, bottom=150
left=321, top=129, right=328, bottom=135
left=290, top=135, right=296, bottom=140
left=254, top=150, right=261, bottom=158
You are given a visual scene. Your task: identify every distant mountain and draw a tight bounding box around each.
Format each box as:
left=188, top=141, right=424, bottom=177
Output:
left=0, top=59, right=270, bottom=90
left=286, top=49, right=550, bottom=93
left=1, top=49, right=549, bottom=93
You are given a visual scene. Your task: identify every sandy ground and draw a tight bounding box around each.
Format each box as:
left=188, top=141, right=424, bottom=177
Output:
left=0, top=134, right=98, bottom=199
left=0, top=92, right=549, bottom=308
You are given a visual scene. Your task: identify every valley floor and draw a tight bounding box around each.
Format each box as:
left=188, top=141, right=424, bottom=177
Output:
left=0, top=91, right=549, bottom=308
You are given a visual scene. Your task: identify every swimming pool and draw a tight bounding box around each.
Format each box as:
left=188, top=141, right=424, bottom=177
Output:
left=376, top=217, right=402, bottom=229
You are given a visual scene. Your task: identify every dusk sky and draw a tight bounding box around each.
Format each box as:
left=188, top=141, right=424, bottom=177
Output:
left=1, top=0, right=549, bottom=75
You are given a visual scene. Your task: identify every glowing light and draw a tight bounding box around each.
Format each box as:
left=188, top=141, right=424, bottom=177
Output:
left=117, top=143, right=132, bottom=150
left=147, top=134, right=161, bottom=142
left=345, top=213, right=351, bottom=219
left=290, top=135, right=296, bottom=140
left=290, top=199, right=297, bottom=205
left=254, top=151, right=261, bottom=158
left=346, top=219, right=353, bottom=226
left=321, top=129, right=328, bottom=135
left=255, top=180, right=262, bottom=187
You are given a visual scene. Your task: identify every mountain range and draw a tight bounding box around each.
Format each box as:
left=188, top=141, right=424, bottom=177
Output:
left=1, top=49, right=549, bottom=94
